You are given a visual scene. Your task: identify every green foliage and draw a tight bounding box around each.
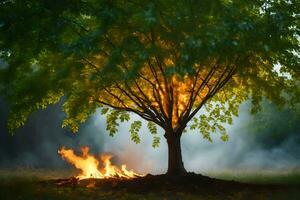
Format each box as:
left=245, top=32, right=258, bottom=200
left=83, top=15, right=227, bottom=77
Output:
left=100, top=107, right=109, bottom=114
left=0, top=0, right=299, bottom=146
left=7, top=90, right=63, bottom=133
left=190, top=87, right=248, bottom=142
left=106, top=110, right=120, bottom=136
left=147, top=121, right=160, bottom=148
left=119, top=112, right=130, bottom=122
left=105, top=110, right=130, bottom=136
left=129, top=121, right=142, bottom=144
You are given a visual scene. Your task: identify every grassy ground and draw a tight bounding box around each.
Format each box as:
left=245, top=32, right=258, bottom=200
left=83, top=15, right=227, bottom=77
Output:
left=0, top=169, right=299, bottom=200
left=204, top=169, right=300, bottom=185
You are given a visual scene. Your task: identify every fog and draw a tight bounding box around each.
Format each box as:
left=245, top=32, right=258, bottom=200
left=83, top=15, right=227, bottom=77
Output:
left=0, top=99, right=299, bottom=174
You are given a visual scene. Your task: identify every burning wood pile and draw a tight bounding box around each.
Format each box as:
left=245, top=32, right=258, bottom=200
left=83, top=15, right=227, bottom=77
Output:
left=53, top=146, right=239, bottom=192
left=50, top=147, right=248, bottom=193
left=58, top=146, right=143, bottom=181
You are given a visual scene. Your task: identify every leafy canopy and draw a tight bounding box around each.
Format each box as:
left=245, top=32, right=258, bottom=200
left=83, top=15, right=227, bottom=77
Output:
left=0, top=0, right=299, bottom=146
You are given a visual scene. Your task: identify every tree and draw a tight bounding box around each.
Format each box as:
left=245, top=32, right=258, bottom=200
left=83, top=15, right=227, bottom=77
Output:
left=0, top=0, right=299, bottom=175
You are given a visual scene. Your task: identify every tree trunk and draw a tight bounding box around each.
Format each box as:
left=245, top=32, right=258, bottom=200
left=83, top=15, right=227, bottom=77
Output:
left=165, top=130, right=187, bottom=175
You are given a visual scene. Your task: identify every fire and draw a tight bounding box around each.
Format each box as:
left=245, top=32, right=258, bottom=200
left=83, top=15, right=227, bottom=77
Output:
left=58, top=146, right=142, bottom=180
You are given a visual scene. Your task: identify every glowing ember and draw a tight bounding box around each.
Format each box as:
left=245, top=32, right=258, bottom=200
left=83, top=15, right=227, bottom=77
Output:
left=58, top=146, right=143, bottom=180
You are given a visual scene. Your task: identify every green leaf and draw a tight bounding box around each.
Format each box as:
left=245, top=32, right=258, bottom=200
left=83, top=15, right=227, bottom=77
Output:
left=147, top=122, right=160, bottom=147
left=129, top=120, right=142, bottom=144
left=119, top=112, right=130, bottom=122
left=152, top=136, right=160, bottom=148
left=220, top=133, right=229, bottom=142
left=147, top=121, right=157, bottom=135
left=101, top=107, right=109, bottom=115
left=106, top=110, right=120, bottom=136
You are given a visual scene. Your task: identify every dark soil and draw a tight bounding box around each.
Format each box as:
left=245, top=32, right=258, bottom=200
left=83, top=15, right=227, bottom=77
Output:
left=46, top=172, right=298, bottom=196
left=1, top=171, right=300, bottom=199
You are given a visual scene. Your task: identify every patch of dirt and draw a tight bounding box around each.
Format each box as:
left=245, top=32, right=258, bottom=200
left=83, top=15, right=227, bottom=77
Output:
left=44, top=172, right=294, bottom=195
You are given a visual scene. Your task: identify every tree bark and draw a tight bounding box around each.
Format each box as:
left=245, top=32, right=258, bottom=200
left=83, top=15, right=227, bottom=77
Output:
left=165, top=130, right=187, bottom=175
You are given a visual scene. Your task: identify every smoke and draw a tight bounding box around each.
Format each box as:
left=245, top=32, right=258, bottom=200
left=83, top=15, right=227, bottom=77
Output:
left=181, top=105, right=300, bottom=173
left=0, top=99, right=299, bottom=174
left=0, top=99, right=105, bottom=168
left=89, top=101, right=300, bottom=174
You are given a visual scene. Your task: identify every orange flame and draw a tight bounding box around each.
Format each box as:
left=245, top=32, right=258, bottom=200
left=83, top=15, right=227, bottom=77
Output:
left=58, top=146, right=142, bottom=180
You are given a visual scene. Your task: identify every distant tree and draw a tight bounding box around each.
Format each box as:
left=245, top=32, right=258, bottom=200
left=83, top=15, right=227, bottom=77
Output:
left=0, top=0, right=299, bottom=175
